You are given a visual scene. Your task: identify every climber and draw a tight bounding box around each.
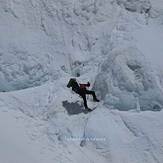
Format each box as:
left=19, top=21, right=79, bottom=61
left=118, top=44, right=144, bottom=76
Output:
left=67, top=78, right=100, bottom=111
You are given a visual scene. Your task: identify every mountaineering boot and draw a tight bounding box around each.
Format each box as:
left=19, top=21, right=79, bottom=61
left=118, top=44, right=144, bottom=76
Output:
left=85, top=107, right=92, bottom=112
left=93, top=98, right=100, bottom=102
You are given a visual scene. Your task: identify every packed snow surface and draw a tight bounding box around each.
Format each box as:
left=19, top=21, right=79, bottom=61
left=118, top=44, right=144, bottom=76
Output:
left=0, top=0, right=163, bottom=163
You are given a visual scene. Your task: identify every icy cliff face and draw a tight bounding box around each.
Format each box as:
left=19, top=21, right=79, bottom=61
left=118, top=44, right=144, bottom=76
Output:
left=0, top=0, right=163, bottom=111
left=0, top=0, right=163, bottom=104
left=94, top=47, right=163, bottom=111
left=0, top=0, right=120, bottom=91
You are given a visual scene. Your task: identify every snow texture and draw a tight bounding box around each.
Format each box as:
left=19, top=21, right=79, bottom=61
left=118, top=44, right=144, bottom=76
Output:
left=0, top=0, right=163, bottom=163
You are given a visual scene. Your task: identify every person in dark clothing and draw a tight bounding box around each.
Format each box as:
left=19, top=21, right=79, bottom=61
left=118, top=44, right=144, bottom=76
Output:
left=67, top=78, right=100, bottom=111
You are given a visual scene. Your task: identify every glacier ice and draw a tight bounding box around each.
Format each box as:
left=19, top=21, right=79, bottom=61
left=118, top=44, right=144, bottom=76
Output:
left=94, top=47, right=163, bottom=111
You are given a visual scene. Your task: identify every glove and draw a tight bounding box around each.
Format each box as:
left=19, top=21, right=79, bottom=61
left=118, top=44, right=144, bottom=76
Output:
left=87, top=82, right=90, bottom=87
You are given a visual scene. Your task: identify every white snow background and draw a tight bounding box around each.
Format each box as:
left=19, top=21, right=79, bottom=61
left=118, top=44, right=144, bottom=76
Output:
left=0, top=0, right=163, bottom=163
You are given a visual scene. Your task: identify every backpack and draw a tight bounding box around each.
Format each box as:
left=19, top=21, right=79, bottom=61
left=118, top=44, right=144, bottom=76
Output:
left=67, top=78, right=77, bottom=88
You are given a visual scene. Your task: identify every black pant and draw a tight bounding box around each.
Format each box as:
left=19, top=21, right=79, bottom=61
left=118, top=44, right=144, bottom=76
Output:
left=78, top=89, right=97, bottom=108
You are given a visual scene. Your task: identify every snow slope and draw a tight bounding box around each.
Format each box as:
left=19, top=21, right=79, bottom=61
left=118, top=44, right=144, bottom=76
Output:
left=1, top=84, right=163, bottom=163
left=0, top=0, right=163, bottom=163
left=0, top=109, right=52, bottom=163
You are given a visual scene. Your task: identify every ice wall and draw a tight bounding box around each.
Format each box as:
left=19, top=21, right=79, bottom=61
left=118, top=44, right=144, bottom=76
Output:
left=93, top=47, right=163, bottom=111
